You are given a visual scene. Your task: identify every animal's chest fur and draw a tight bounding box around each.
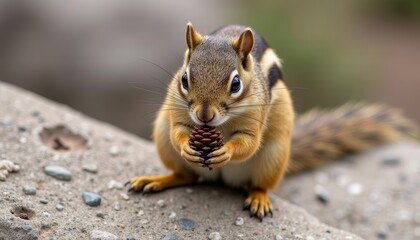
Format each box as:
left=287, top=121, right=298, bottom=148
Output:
left=191, top=153, right=258, bottom=188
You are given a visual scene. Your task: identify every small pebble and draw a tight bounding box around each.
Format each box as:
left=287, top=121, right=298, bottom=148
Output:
left=275, top=235, right=283, bottom=240
left=89, top=230, right=118, bottom=240
left=82, top=192, right=101, bottom=206
left=44, top=166, right=72, bottom=181
left=120, top=193, right=130, bottom=201
left=314, top=185, right=329, bottom=204
left=222, top=211, right=231, bottom=216
left=56, top=203, right=64, bottom=211
left=381, top=157, right=400, bottom=166
left=42, top=212, right=51, bottom=217
left=186, top=188, right=193, bottom=194
left=169, top=211, right=177, bottom=221
left=162, top=233, right=178, bottom=240
left=109, top=146, right=120, bottom=156
left=306, top=236, right=315, bottom=240
left=39, top=199, right=48, bottom=204
left=22, top=224, right=32, bottom=232
left=347, top=183, right=363, bottom=196
left=96, top=211, right=105, bottom=218
left=178, top=218, right=196, bottom=230
left=376, top=229, right=387, bottom=239
left=1, top=118, right=11, bottom=127
left=108, top=180, right=124, bottom=190
left=22, top=185, right=37, bottom=195
left=140, top=219, right=148, bottom=224
left=235, top=217, right=244, bottom=226
left=208, top=232, right=221, bottom=240
left=19, top=137, right=27, bottom=144
left=114, top=204, right=120, bottom=211
left=82, top=164, right=98, bottom=173
left=345, top=236, right=353, bottom=240
left=18, top=124, right=27, bottom=132
left=126, top=237, right=136, bottom=240
left=157, top=199, right=166, bottom=208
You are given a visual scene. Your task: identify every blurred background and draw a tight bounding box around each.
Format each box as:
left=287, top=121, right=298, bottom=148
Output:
left=0, top=0, right=419, bottom=140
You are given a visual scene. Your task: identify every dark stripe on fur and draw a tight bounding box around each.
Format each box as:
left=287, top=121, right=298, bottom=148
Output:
left=267, top=64, right=283, bottom=90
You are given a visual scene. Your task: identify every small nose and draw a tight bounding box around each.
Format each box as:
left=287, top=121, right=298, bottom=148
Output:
left=197, top=109, right=215, bottom=123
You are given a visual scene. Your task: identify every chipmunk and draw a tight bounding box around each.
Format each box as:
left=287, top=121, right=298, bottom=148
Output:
left=126, top=23, right=417, bottom=221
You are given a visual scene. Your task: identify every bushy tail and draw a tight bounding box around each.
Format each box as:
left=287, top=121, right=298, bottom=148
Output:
left=288, top=103, right=418, bottom=174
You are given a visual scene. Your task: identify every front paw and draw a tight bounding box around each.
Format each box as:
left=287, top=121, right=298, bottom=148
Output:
left=206, top=145, right=232, bottom=168
left=180, top=143, right=206, bottom=168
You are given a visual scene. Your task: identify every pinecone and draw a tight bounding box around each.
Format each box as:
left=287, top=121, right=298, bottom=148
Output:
left=188, top=125, right=224, bottom=169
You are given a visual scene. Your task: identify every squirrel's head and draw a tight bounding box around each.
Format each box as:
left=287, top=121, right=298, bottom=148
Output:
left=176, top=23, right=256, bottom=127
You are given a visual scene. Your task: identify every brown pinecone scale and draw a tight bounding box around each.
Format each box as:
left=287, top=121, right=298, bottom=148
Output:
left=189, top=125, right=224, bottom=169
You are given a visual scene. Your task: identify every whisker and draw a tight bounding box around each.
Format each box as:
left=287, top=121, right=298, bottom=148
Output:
left=226, top=112, right=268, bottom=128
left=229, top=102, right=293, bottom=109
left=136, top=57, right=175, bottom=79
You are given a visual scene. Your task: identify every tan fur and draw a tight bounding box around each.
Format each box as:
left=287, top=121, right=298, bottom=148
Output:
left=288, top=102, right=418, bottom=174
left=127, top=23, right=418, bottom=221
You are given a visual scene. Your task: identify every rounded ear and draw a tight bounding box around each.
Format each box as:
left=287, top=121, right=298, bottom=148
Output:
left=232, top=28, right=254, bottom=60
left=186, top=22, right=203, bottom=52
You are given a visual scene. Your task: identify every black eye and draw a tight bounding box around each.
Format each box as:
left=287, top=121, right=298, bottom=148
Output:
left=181, top=72, right=188, bottom=91
left=230, top=75, right=241, bottom=94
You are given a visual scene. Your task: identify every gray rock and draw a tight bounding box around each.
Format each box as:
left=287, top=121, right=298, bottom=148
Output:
left=22, top=185, right=36, bottom=195
left=235, top=217, right=244, bottom=226
left=0, top=82, right=365, bottom=240
left=381, top=157, right=401, bottom=166
left=178, top=218, right=196, bottom=230
left=83, top=192, right=101, bottom=207
left=82, top=164, right=98, bottom=173
left=22, top=224, right=32, bottom=233
left=44, top=166, right=72, bottom=181
left=96, top=211, right=105, bottom=218
left=56, top=203, right=64, bottom=211
left=89, top=230, right=118, bottom=240
left=39, top=199, right=48, bottom=204
left=208, top=232, right=221, bottom=240
left=162, top=233, right=178, bottom=240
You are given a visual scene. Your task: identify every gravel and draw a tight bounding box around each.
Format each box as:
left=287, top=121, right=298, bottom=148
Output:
left=169, top=211, right=177, bottom=221
left=89, top=230, right=118, bottom=240
left=82, top=192, right=102, bottom=207
left=22, top=185, right=37, bottom=195
left=209, top=231, right=222, bottom=240
left=96, top=211, right=105, bottom=218
left=275, top=235, right=283, bottom=240
left=109, top=146, right=120, bottom=156
left=56, top=203, right=64, bottom=211
left=44, top=165, right=72, bottom=181
left=162, top=233, right=178, bottom=240
left=82, top=164, right=98, bottom=173
left=235, top=217, right=244, bottom=226
left=108, top=180, right=124, bottom=190
left=178, top=218, right=196, bottom=230
left=347, top=183, right=363, bottom=196
left=157, top=199, right=166, bottom=208
left=314, top=185, right=330, bottom=204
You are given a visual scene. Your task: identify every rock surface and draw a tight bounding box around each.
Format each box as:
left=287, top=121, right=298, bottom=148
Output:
left=0, top=82, right=364, bottom=239
left=277, top=142, right=420, bottom=240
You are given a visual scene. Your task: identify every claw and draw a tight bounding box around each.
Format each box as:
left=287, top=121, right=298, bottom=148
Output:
left=259, top=216, right=263, bottom=222
left=124, top=180, right=131, bottom=187
left=127, top=187, right=133, bottom=192
left=243, top=202, right=250, bottom=210
left=269, top=210, right=273, bottom=217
